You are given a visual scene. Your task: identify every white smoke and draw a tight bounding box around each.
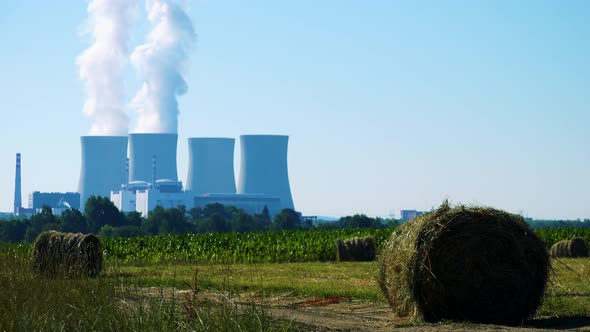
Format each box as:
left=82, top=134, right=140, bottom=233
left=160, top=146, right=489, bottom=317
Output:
left=77, top=0, right=138, bottom=136
left=131, top=0, right=196, bottom=133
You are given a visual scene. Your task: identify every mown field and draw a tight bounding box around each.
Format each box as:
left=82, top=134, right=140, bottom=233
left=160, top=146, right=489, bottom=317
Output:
left=0, top=227, right=589, bottom=331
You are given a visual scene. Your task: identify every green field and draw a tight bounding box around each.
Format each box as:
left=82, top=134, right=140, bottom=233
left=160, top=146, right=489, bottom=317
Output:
left=1, top=227, right=589, bottom=331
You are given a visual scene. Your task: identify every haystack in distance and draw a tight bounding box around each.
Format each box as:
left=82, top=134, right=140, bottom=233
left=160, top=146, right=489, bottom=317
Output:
left=550, top=238, right=589, bottom=258
left=31, top=231, right=103, bottom=278
left=378, top=202, right=550, bottom=325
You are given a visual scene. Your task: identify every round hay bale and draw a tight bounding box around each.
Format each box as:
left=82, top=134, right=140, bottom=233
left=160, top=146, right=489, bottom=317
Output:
left=335, top=239, right=349, bottom=261
left=336, top=236, right=375, bottom=262
left=31, top=231, right=103, bottom=278
left=550, top=238, right=589, bottom=258
left=378, top=202, right=550, bottom=325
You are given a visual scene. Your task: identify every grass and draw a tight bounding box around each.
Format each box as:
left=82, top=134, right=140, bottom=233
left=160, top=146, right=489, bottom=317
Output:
left=0, top=250, right=296, bottom=331
left=536, top=258, right=590, bottom=318
left=109, top=261, right=383, bottom=301
left=1, top=244, right=589, bottom=330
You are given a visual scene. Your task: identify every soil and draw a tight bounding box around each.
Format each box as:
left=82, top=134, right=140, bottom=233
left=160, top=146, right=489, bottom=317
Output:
left=169, top=288, right=590, bottom=331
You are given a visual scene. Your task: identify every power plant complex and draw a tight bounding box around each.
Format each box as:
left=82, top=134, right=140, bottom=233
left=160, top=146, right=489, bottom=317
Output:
left=5, top=134, right=294, bottom=218
left=84, top=134, right=295, bottom=217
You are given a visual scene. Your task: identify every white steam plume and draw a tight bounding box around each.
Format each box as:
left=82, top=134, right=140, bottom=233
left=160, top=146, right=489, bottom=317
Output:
left=77, top=0, right=138, bottom=136
left=131, top=0, right=196, bottom=133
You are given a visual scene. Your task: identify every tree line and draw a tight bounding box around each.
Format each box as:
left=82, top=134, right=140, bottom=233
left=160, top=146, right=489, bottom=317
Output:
left=0, top=195, right=389, bottom=243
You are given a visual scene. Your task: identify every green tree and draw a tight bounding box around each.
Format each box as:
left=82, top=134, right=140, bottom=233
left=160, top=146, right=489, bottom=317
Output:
left=202, top=203, right=226, bottom=219
left=196, top=212, right=229, bottom=233
left=0, top=219, right=27, bottom=242
left=124, top=211, right=143, bottom=227
left=231, top=211, right=255, bottom=233
left=24, top=206, right=59, bottom=241
left=84, top=196, right=125, bottom=233
left=272, top=209, right=301, bottom=231
left=141, top=206, right=191, bottom=235
left=253, top=206, right=272, bottom=231
left=60, top=209, right=87, bottom=233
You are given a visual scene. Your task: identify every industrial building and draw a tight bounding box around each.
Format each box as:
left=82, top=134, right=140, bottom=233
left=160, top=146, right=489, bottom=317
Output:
left=194, top=193, right=281, bottom=216
left=135, top=180, right=193, bottom=217
left=28, top=192, right=81, bottom=210
left=400, top=210, right=426, bottom=221
left=4, top=133, right=296, bottom=219
left=105, top=134, right=295, bottom=218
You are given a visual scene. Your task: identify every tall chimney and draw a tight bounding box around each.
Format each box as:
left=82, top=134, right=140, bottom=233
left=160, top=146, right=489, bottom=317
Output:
left=152, top=155, right=156, bottom=186
left=14, top=153, right=22, bottom=214
left=125, top=158, right=130, bottom=188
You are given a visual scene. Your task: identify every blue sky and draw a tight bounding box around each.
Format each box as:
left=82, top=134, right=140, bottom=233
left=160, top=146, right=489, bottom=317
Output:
left=0, top=1, right=588, bottom=219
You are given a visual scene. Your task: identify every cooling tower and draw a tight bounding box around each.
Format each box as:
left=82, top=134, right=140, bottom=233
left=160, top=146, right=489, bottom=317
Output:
left=186, top=138, right=236, bottom=195
left=237, top=135, right=294, bottom=210
left=78, top=136, right=128, bottom=208
left=129, top=133, right=178, bottom=183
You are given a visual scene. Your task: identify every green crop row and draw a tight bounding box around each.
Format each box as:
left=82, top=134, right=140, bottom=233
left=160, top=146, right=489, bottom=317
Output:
left=1, top=227, right=589, bottom=264
left=535, top=227, right=590, bottom=248
left=102, top=228, right=393, bottom=264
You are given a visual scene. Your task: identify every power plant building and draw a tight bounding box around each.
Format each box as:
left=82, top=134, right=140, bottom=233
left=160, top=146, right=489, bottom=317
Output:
left=29, top=192, right=81, bottom=210
left=237, top=135, right=294, bottom=210
left=78, top=136, right=128, bottom=208
left=112, top=180, right=192, bottom=217
left=186, top=137, right=236, bottom=194
left=194, top=193, right=281, bottom=217
left=107, top=133, right=296, bottom=218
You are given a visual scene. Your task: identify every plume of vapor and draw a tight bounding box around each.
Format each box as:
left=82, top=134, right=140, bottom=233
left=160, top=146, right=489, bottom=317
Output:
left=77, top=0, right=138, bottom=136
left=131, top=0, right=196, bottom=133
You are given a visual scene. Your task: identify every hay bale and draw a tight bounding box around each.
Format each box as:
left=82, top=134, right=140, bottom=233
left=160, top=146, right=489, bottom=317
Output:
left=550, top=238, right=589, bottom=258
left=378, top=202, right=549, bottom=325
left=336, top=236, right=375, bottom=261
left=31, top=231, right=103, bottom=278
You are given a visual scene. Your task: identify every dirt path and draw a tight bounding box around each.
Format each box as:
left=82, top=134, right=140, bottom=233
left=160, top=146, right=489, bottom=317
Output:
left=169, top=288, right=590, bottom=331
left=262, top=295, right=590, bottom=331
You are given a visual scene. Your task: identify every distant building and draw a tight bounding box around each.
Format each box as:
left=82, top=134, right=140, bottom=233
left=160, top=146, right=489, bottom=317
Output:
left=135, top=180, right=193, bottom=217
left=112, top=180, right=193, bottom=217
left=28, top=192, right=81, bottom=210
left=15, top=207, right=34, bottom=218
left=400, top=209, right=426, bottom=221
left=111, top=180, right=283, bottom=218
left=194, top=193, right=282, bottom=217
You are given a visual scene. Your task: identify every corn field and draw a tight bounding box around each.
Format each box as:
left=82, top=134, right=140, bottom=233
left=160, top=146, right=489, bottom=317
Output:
left=102, top=228, right=393, bottom=263
left=1, top=227, right=588, bottom=264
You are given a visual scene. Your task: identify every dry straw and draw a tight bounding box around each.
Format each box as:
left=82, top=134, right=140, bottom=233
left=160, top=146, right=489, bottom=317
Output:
left=378, top=202, right=549, bottom=325
left=549, top=238, right=589, bottom=258
left=31, top=231, right=103, bottom=278
left=335, top=236, right=375, bottom=261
